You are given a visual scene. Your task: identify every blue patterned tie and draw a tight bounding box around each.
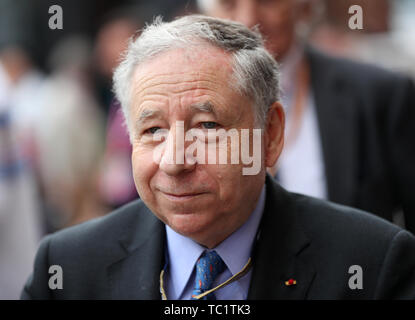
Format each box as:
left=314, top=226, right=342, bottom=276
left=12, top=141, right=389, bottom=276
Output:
left=191, top=250, right=225, bottom=300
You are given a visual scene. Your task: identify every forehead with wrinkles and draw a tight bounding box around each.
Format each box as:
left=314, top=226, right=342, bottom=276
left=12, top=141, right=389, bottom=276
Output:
left=129, top=45, right=237, bottom=114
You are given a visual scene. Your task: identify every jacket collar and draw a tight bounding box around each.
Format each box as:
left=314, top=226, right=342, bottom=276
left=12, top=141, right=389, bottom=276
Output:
left=305, top=46, right=358, bottom=206
left=107, top=204, right=165, bottom=300
left=248, top=175, right=316, bottom=299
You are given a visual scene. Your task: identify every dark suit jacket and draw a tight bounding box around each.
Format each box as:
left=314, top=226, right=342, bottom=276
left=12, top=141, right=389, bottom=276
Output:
left=21, top=175, right=415, bottom=299
left=306, top=47, right=415, bottom=233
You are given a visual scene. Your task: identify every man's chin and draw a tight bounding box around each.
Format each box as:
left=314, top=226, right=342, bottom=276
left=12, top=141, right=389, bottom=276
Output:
left=166, top=212, right=216, bottom=243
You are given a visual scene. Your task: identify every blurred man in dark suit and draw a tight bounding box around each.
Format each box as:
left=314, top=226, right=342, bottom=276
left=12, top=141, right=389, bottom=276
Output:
left=22, top=15, right=415, bottom=300
left=197, top=0, right=415, bottom=233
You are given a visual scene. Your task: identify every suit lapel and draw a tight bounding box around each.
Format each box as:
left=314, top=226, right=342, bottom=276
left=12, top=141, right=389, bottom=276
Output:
left=248, top=176, right=316, bottom=299
left=306, top=47, right=358, bottom=206
left=107, top=206, right=165, bottom=300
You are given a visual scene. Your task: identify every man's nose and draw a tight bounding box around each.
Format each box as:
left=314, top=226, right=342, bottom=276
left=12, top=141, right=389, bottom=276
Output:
left=158, top=125, right=196, bottom=176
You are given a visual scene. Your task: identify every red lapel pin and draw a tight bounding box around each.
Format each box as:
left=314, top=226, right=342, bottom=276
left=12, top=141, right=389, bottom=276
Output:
left=285, top=278, right=297, bottom=286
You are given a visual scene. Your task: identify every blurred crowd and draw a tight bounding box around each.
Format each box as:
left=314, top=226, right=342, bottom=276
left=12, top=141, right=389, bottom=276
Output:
left=0, top=0, right=414, bottom=299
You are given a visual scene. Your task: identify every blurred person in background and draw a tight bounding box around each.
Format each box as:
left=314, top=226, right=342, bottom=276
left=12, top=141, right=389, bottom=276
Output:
left=93, top=7, right=143, bottom=115
left=99, top=98, right=138, bottom=209
left=94, top=7, right=147, bottom=209
left=310, top=0, right=415, bottom=78
left=0, top=48, right=44, bottom=300
left=0, top=0, right=44, bottom=299
left=32, top=36, right=106, bottom=230
left=197, top=0, right=415, bottom=233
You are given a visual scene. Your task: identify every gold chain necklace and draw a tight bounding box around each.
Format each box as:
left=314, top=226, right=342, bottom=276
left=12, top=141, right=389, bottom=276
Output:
left=159, top=257, right=253, bottom=300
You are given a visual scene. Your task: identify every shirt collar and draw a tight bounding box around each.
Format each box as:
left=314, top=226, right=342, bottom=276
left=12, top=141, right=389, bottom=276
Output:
left=165, top=184, right=266, bottom=298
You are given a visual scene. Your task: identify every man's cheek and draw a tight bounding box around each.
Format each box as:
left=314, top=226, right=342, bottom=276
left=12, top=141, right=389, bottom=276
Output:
left=132, top=152, right=155, bottom=189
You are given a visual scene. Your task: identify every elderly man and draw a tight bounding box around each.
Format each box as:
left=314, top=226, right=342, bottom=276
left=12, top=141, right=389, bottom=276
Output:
left=197, top=0, right=415, bottom=234
left=22, top=15, right=415, bottom=300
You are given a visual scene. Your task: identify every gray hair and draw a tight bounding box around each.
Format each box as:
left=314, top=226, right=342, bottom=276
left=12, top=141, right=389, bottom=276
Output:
left=113, top=14, right=280, bottom=133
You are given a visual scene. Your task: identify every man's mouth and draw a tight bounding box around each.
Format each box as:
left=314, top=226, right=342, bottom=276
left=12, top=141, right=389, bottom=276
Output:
left=159, top=191, right=206, bottom=201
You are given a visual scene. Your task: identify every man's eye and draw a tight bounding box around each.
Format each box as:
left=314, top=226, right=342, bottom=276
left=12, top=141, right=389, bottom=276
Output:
left=144, top=127, right=161, bottom=134
left=201, top=122, right=218, bottom=129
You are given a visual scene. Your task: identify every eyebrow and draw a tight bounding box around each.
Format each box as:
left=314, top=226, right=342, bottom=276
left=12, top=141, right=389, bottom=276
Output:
left=190, top=101, right=217, bottom=116
left=137, top=109, right=164, bottom=126
left=136, top=101, right=218, bottom=127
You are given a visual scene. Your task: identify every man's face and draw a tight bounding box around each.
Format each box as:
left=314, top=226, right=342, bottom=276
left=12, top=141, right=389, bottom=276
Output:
left=207, top=0, right=301, bottom=61
left=129, top=46, right=276, bottom=248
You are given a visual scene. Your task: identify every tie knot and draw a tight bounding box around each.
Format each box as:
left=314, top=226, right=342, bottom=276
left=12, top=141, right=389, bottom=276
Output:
left=191, top=250, right=225, bottom=299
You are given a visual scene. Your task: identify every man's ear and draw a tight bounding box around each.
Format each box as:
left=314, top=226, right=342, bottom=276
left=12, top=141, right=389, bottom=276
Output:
left=264, top=102, right=285, bottom=169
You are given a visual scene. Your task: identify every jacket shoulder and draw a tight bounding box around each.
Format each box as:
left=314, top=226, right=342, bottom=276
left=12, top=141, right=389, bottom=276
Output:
left=22, top=200, right=159, bottom=299
left=290, top=192, right=415, bottom=298
left=43, top=199, right=157, bottom=266
left=306, top=46, right=412, bottom=88
left=292, top=192, right=405, bottom=247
